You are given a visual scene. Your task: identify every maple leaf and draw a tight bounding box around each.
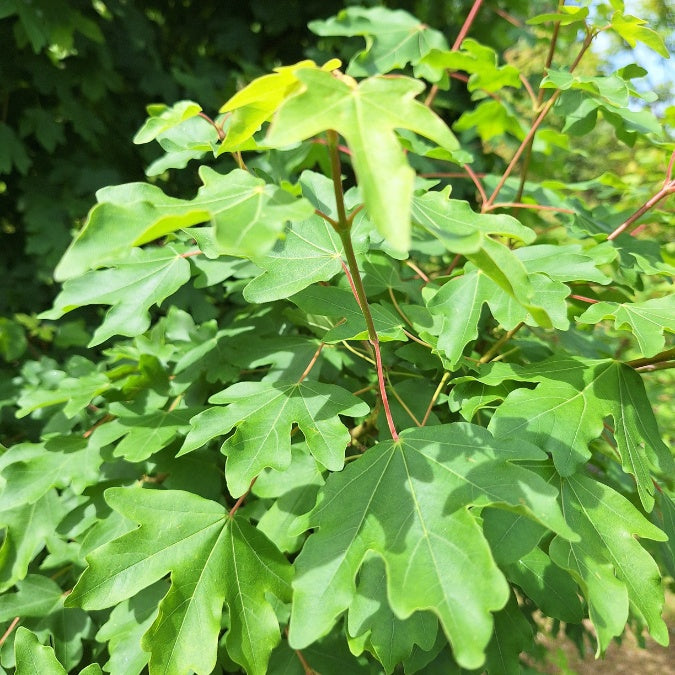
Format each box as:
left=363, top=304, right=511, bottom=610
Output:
left=548, top=471, right=668, bottom=652
left=66, top=488, right=292, bottom=675
left=288, top=422, right=576, bottom=670
left=470, top=357, right=674, bottom=510
left=53, top=168, right=313, bottom=280
left=179, top=380, right=370, bottom=496
left=41, top=246, right=192, bottom=346
left=577, top=296, right=675, bottom=357
left=309, top=6, right=448, bottom=76
left=266, top=68, right=462, bottom=251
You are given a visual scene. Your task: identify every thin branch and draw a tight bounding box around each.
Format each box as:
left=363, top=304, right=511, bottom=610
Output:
left=484, top=202, right=575, bottom=214
left=404, top=260, right=430, bottom=283
left=198, top=112, right=225, bottom=141
left=626, top=347, right=675, bottom=369
left=179, top=249, right=203, bottom=258
left=389, top=287, right=414, bottom=327
left=0, top=617, right=20, bottom=648
left=421, top=371, right=451, bottom=426
left=228, top=477, right=258, bottom=517
left=478, top=322, right=524, bottom=364
left=386, top=373, right=422, bottom=426
left=315, top=208, right=338, bottom=228
left=464, top=163, right=488, bottom=205
left=297, top=343, right=325, bottom=383
left=519, top=73, right=538, bottom=109
left=341, top=340, right=376, bottom=365
left=402, top=328, right=433, bottom=348
left=485, top=29, right=596, bottom=208
left=425, top=0, right=484, bottom=107
left=635, top=361, right=675, bottom=372
left=570, top=294, right=598, bottom=304
left=341, top=259, right=360, bottom=305
left=607, top=179, right=675, bottom=240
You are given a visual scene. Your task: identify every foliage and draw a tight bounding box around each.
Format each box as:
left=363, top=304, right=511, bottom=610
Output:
left=1, top=1, right=674, bottom=674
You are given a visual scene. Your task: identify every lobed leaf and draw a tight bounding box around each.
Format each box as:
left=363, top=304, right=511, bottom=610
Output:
left=289, top=423, right=576, bottom=669
left=66, top=488, right=292, bottom=675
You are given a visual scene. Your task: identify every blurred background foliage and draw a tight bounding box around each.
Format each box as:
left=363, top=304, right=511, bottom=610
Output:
left=0, top=0, right=672, bottom=445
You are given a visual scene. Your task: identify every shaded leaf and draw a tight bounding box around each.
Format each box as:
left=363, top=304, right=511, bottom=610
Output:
left=66, top=488, right=292, bottom=675
left=289, top=423, right=576, bottom=669
left=180, top=380, right=369, bottom=496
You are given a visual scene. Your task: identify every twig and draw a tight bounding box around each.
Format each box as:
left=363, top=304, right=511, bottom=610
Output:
left=425, top=0, right=485, bottom=107
left=402, top=328, right=433, bottom=348
left=0, top=617, right=20, bottom=648
left=421, top=371, right=451, bottom=426
left=478, top=322, right=524, bottom=364
left=297, top=343, right=325, bottom=383
left=626, top=347, right=675, bottom=369
left=464, top=163, right=488, bottom=205
left=228, top=477, right=258, bottom=517
left=404, top=260, right=430, bottom=283
left=484, top=202, right=575, bottom=214
left=607, top=179, right=675, bottom=240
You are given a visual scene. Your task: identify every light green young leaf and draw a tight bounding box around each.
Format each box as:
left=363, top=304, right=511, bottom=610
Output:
left=577, top=296, right=675, bottom=357
left=549, top=472, right=668, bottom=652
left=66, top=488, right=292, bottom=675
left=309, top=6, right=447, bottom=76
left=179, top=380, right=369, bottom=496
left=266, top=68, right=462, bottom=251
left=526, top=6, right=589, bottom=25
left=53, top=167, right=312, bottom=280
left=43, top=246, right=191, bottom=347
left=611, top=12, right=669, bottom=58
left=417, top=40, right=522, bottom=92
left=289, top=285, right=407, bottom=342
left=453, top=99, right=526, bottom=143
left=289, top=423, right=576, bottom=670
left=218, top=59, right=341, bottom=150
left=347, top=556, right=438, bottom=674
left=484, top=358, right=674, bottom=509
left=133, top=100, right=203, bottom=144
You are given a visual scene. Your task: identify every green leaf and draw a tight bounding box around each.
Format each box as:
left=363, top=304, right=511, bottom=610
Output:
left=0, top=317, right=27, bottom=361
left=98, top=406, right=198, bottom=462
left=94, top=583, right=165, bottom=675
left=347, top=556, right=438, bottom=674
left=310, top=7, right=447, bottom=76
left=417, top=40, right=522, bottom=92
left=266, top=68, right=461, bottom=251
left=0, top=575, right=63, bottom=621
left=527, top=6, right=589, bottom=25
left=453, top=99, right=526, bottom=143
left=289, top=423, right=576, bottom=670
left=53, top=168, right=313, bottom=280
left=577, top=296, right=675, bottom=357
left=42, top=246, right=191, bottom=346
left=289, top=285, right=407, bottom=342
left=180, top=380, right=369, bottom=496
left=0, top=437, right=102, bottom=508
left=219, top=59, right=341, bottom=150
left=428, top=265, right=569, bottom=368
left=549, top=472, right=668, bottom=651
left=504, top=547, right=584, bottom=623
left=411, top=186, right=536, bottom=254
left=14, top=627, right=67, bottom=675
left=66, top=488, right=292, bottom=675
left=0, top=491, right=67, bottom=592
left=133, top=100, right=203, bottom=144
left=611, top=12, right=670, bottom=58
left=484, top=358, right=674, bottom=509
left=484, top=592, right=532, bottom=675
